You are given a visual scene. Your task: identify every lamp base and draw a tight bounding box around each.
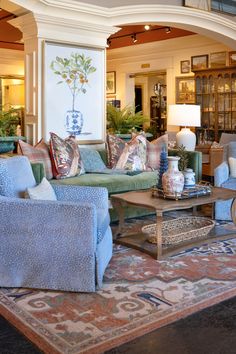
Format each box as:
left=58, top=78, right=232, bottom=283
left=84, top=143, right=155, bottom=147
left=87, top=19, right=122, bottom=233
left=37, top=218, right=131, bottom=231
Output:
left=176, top=128, right=196, bottom=151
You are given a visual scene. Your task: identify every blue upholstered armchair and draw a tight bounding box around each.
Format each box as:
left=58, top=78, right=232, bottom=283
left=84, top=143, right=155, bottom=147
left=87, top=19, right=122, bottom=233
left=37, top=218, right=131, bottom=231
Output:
left=214, top=142, right=236, bottom=221
left=0, top=156, right=113, bottom=292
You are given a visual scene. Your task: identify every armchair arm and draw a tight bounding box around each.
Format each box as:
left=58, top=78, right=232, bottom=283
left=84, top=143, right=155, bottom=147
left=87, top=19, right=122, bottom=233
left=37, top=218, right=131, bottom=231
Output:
left=214, top=161, right=229, bottom=187
left=52, top=185, right=109, bottom=210
left=0, top=196, right=97, bottom=250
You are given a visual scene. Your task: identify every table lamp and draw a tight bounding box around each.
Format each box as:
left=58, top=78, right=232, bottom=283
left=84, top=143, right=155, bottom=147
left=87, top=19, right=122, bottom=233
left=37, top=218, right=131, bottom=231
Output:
left=168, top=104, right=201, bottom=151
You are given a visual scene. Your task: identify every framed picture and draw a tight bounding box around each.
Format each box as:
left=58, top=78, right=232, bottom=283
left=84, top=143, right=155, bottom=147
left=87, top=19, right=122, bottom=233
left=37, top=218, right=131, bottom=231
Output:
left=106, top=71, right=116, bottom=94
left=180, top=60, right=190, bottom=74
left=229, top=51, right=236, bottom=66
left=191, top=55, right=208, bottom=71
left=210, top=51, right=227, bottom=68
left=176, top=76, right=195, bottom=104
left=44, top=41, right=105, bottom=144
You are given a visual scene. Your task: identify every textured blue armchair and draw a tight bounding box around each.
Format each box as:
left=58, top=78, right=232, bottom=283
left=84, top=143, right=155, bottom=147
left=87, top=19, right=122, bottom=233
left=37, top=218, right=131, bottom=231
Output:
left=214, top=142, right=236, bottom=221
left=0, top=156, right=113, bottom=292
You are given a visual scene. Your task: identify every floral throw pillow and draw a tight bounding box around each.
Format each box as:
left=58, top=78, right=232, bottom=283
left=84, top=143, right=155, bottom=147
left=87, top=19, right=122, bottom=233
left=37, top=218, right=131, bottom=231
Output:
left=49, top=133, right=84, bottom=179
left=18, top=139, right=53, bottom=180
left=115, top=134, right=147, bottom=171
left=106, top=134, right=127, bottom=168
left=146, top=134, right=168, bottom=171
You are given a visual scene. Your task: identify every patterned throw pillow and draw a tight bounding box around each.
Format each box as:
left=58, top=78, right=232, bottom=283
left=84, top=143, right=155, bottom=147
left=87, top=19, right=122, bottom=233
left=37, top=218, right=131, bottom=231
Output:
left=115, top=134, right=147, bottom=171
left=18, top=139, right=53, bottom=180
left=26, top=177, right=57, bottom=200
left=49, top=133, right=84, bottom=179
left=106, top=134, right=126, bottom=168
left=146, top=134, right=168, bottom=171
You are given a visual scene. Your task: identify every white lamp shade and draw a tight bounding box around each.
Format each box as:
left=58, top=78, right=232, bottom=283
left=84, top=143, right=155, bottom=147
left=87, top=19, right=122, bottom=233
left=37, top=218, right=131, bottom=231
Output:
left=168, top=104, right=201, bottom=127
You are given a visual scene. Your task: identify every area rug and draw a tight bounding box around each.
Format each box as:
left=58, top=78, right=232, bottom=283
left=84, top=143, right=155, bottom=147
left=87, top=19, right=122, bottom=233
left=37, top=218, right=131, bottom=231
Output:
left=1, top=236, right=236, bottom=354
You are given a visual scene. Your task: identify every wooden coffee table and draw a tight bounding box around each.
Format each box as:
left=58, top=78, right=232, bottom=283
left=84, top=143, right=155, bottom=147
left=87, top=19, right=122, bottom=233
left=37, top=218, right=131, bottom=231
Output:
left=111, top=187, right=236, bottom=260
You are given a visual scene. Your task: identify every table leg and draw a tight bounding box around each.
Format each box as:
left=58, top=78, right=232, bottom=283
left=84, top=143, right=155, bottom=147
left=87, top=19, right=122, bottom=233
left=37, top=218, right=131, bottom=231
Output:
left=231, top=199, right=236, bottom=225
left=156, top=211, right=163, bottom=260
left=112, top=199, right=125, bottom=239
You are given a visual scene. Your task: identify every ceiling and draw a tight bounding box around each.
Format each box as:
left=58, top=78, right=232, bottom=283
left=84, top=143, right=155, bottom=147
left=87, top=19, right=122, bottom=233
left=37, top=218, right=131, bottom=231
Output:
left=0, top=8, right=23, bottom=50
left=0, top=8, right=195, bottom=52
left=108, top=24, right=195, bottom=50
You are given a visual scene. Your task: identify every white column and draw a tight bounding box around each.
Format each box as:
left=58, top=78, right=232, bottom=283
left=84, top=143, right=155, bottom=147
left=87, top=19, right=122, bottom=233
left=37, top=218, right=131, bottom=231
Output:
left=10, top=13, right=118, bottom=143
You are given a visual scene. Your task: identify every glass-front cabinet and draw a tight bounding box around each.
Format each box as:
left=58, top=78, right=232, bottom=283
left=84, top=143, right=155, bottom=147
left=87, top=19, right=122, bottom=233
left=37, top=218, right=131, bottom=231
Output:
left=194, top=66, right=236, bottom=143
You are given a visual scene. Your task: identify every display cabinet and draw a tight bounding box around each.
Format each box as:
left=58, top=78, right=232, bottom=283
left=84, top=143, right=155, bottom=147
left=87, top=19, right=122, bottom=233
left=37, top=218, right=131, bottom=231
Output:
left=194, top=66, right=236, bottom=143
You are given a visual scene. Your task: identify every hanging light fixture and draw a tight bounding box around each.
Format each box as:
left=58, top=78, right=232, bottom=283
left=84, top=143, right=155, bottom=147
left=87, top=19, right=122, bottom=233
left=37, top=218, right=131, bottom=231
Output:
left=131, top=33, right=137, bottom=43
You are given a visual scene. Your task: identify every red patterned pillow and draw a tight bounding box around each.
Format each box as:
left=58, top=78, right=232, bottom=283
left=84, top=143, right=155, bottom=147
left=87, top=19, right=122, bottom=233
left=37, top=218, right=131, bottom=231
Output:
left=18, top=139, right=53, bottom=180
left=146, top=134, right=168, bottom=171
left=106, top=134, right=126, bottom=168
left=49, top=133, right=84, bottom=179
left=115, top=134, right=147, bottom=171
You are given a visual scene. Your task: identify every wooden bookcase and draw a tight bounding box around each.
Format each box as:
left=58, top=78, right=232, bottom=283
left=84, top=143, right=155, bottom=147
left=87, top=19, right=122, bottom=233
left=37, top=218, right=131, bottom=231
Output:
left=193, top=66, right=236, bottom=143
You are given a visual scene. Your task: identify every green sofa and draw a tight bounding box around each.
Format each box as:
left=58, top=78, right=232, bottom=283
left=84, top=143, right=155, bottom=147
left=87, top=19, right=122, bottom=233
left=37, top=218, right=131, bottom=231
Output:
left=31, top=147, right=202, bottom=222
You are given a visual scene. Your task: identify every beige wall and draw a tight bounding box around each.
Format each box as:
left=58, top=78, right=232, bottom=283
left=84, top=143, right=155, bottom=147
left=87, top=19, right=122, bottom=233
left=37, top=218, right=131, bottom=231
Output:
left=107, top=33, right=232, bottom=130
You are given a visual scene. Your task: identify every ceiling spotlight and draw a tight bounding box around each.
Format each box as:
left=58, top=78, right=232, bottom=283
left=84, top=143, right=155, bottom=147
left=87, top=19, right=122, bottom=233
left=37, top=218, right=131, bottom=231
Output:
left=144, top=25, right=150, bottom=31
left=107, top=39, right=111, bottom=48
left=131, top=33, right=137, bottom=43
left=165, top=27, right=171, bottom=34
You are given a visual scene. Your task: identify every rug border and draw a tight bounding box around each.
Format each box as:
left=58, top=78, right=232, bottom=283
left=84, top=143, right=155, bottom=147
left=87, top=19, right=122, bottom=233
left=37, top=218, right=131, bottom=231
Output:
left=1, top=284, right=236, bottom=354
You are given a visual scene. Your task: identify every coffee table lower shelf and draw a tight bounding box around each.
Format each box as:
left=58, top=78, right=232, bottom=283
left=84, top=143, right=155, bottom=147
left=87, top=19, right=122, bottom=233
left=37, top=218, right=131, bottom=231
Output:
left=114, top=226, right=236, bottom=259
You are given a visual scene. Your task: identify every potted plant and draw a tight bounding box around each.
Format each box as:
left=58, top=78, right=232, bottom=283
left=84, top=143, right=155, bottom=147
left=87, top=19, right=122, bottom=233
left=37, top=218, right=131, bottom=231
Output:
left=0, top=108, right=23, bottom=153
left=106, top=104, right=150, bottom=140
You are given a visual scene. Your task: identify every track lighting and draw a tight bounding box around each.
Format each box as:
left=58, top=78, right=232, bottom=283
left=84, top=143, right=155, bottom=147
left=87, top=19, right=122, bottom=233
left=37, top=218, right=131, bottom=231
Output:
left=131, top=34, right=137, bottom=43
left=107, top=26, right=173, bottom=48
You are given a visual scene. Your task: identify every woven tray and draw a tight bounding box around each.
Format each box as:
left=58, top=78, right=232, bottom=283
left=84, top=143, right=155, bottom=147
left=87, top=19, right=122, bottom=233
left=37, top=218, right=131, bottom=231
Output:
left=142, top=217, right=215, bottom=245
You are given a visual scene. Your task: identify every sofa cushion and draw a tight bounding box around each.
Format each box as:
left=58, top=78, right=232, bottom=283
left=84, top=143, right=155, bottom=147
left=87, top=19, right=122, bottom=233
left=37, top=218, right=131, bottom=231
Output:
left=0, top=156, right=36, bottom=198
left=229, top=157, right=236, bottom=178
left=18, top=139, right=53, bottom=180
left=50, top=171, right=157, bottom=195
left=79, top=147, right=106, bottom=172
left=27, top=177, right=57, bottom=200
left=106, top=133, right=126, bottom=168
left=115, top=134, right=147, bottom=171
left=49, top=132, right=84, bottom=179
left=146, top=134, right=168, bottom=170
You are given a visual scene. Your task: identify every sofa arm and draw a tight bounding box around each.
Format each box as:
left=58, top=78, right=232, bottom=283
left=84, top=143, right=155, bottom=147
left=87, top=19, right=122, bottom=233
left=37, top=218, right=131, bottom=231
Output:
left=52, top=184, right=109, bottom=210
left=214, top=161, right=230, bottom=187
left=30, top=162, right=45, bottom=184
left=168, top=149, right=202, bottom=182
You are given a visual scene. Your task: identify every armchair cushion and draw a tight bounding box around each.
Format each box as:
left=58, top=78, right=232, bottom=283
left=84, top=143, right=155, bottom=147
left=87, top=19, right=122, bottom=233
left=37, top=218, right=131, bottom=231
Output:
left=0, top=156, right=36, bottom=198
left=228, top=157, right=236, bottom=177
left=27, top=177, right=57, bottom=200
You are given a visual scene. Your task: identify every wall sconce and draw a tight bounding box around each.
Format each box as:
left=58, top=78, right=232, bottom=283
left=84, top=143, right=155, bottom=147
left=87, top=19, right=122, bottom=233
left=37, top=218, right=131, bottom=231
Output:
left=165, top=27, right=171, bottom=34
left=144, top=25, right=150, bottom=31
left=131, top=34, right=137, bottom=43
left=107, top=39, right=111, bottom=48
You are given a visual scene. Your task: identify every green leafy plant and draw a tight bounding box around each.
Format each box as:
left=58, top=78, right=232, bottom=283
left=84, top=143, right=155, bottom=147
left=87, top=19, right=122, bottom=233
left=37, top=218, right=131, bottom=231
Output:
left=0, top=108, right=20, bottom=137
left=175, top=145, right=189, bottom=171
left=50, top=53, right=96, bottom=111
left=106, top=104, right=149, bottom=134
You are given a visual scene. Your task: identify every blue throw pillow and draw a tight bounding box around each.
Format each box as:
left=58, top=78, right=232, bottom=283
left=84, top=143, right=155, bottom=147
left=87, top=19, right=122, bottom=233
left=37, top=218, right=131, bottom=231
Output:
left=79, top=148, right=106, bottom=172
